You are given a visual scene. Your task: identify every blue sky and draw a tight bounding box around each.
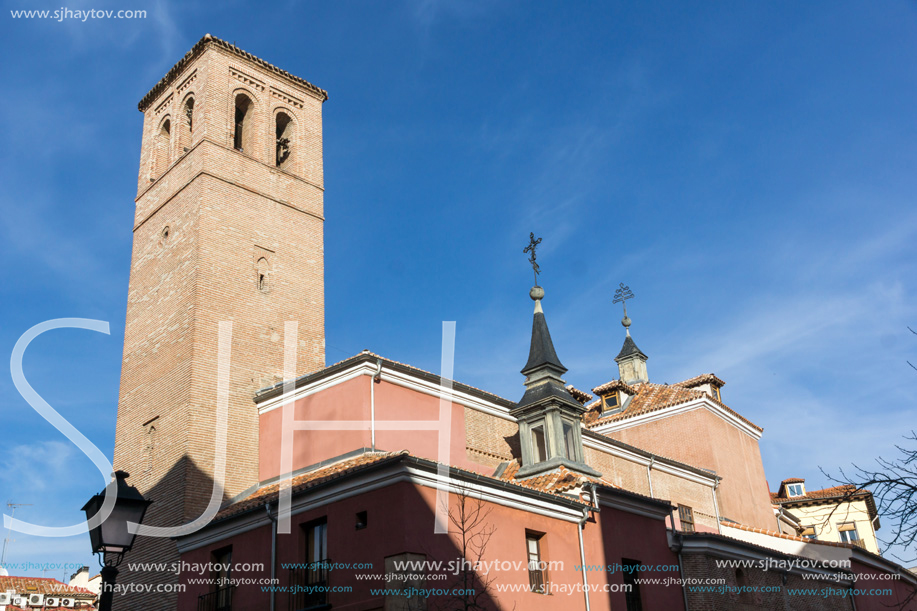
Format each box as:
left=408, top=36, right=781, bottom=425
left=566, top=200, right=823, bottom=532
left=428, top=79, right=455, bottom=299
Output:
left=1, top=0, right=916, bottom=576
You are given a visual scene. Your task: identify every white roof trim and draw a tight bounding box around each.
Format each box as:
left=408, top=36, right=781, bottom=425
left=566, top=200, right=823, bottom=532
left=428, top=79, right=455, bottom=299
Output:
left=592, top=397, right=763, bottom=440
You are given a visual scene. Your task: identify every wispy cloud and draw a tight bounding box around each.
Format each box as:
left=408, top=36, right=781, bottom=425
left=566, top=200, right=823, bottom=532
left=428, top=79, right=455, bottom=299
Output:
left=0, top=441, right=76, bottom=492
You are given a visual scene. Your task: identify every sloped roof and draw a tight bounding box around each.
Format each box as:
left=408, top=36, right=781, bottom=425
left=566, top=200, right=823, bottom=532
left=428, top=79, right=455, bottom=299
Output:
left=521, top=309, right=566, bottom=375
left=615, top=335, right=647, bottom=362
left=0, top=576, right=95, bottom=597
left=591, top=379, right=638, bottom=396
left=674, top=373, right=725, bottom=389
left=771, top=484, right=877, bottom=519
left=215, top=451, right=404, bottom=520
left=565, top=385, right=594, bottom=404
left=583, top=378, right=762, bottom=433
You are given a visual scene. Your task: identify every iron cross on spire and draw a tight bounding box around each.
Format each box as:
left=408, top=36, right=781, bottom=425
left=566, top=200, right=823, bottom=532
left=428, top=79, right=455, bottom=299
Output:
left=523, top=232, right=542, bottom=285
left=613, top=283, right=635, bottom=333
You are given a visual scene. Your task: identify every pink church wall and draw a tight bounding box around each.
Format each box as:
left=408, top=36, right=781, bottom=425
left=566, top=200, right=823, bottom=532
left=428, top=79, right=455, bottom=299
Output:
left=259, top=374, right=487, bottom=481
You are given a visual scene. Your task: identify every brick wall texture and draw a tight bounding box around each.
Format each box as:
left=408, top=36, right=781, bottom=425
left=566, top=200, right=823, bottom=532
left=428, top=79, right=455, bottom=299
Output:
left=112, top=42, right=326, bottom=611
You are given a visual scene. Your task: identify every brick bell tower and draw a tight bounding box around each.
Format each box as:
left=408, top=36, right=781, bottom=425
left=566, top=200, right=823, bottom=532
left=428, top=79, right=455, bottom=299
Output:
left=113, top=34, right=326, bottom=609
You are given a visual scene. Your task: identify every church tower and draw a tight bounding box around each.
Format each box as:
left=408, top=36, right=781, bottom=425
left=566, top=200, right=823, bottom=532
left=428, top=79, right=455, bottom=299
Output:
left=112, top=35, right=327, bottom=609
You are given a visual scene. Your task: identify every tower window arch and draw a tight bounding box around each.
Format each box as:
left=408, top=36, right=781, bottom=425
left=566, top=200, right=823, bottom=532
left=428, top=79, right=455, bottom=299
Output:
left=234, top=93, right=253, bottom=152
left=256, top=257, right=271, bottom=292
left=153, top=117, right=171, bottom=178
left=275, top=111, right=294, bottom=169
left=180, top=96, right=194, bottom=151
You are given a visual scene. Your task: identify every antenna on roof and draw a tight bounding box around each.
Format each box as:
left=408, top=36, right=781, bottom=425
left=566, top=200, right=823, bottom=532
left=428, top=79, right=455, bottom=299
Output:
left=613, top=283, right=635, bottom=335
left=1, top=501, right=33, bottom=565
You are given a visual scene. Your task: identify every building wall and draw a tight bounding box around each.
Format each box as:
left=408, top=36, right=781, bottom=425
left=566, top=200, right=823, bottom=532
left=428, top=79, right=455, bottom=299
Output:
left=177, top=479, right=686, bottom=611
left=786, top=500, right=880, bottom=555
left=257, top=375, right=494, bottom=480
left=584, top=446, right=720, bottom=533
left=681, top=552, right=853, bottom=610
left=602, top=407, right=775, bottom=529
left=114, top=41, right=326, bottom=611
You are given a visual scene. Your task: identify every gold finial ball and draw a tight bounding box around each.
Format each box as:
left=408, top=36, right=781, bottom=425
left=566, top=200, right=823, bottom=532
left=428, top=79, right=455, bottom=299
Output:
left=530, top=286, right=545, bottom=301
left=622, top=315, right=631, bottom=328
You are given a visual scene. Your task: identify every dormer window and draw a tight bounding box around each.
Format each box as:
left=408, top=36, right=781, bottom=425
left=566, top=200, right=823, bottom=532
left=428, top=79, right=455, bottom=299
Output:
left=787, top=483, right=805, bottom=497
left=710, top=386, right=721, bottom=401
left=603, top=392, right=619, bottom=411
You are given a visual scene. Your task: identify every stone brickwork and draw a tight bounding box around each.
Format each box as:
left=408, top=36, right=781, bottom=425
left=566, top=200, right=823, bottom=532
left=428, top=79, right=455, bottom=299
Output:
left=112, top=37, right=326, bottom=610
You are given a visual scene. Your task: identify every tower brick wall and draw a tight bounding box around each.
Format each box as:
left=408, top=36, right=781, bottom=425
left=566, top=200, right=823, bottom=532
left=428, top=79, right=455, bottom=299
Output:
left=112, top=36, right=326, bottom=610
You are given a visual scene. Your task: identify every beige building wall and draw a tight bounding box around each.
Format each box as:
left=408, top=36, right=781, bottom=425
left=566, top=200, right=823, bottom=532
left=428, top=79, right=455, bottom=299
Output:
left=789, top=500, right=880, bottom=554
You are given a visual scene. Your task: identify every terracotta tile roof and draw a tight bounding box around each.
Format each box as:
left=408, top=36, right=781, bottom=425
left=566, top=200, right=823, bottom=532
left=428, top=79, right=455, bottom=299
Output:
left=591, top=379, right=637, bottom=396
left=565, top=385, right=593, bottom=405
left=214, top=450, right=599, bottom=527
left=497, top=460, right=597, bottom=494
left=771, top=484, right=877, bottom=519
left=216, top=451, right=407, bottom=520
left=138, top=34, right=328, bottom=111
left=0, top=576, right=95, bottom=597
left=583, top=379, right=762, bottom=432
left=781, top=477, right=805, bottom=485
left=674, top=373, right=725, bottom=389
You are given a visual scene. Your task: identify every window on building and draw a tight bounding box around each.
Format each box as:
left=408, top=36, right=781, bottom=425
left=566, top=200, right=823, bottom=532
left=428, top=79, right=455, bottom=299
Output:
left=711, top=386, right=721, bottom=401
left=800, top=526, right=817, bottom=540
left=622, top=558, right=643, bottom=611
left=838, top=523, right=859, bottom=543
left=604, top=392, right=619, bottom=411
left=355, top=511, right=367, bottom=530
left=531, top=424, right=547, bottom=463
left=786, top=483, right=804, bottom=497
left=678, top=504, right=695, bottom=533
left=290, top=518, right=329, bottom=609
left=206, top=546, right=233, bottom=611
left=256, top=257, right=270, bottom=292
left=233, top=93, right=252, bottom=152
left=562, top=421, right=577, bottom=461
left=526, top=532, right=547, bottom=594
left=275, top=112, right=293, bottom=169
left=180, top=96, right=194, bottom=151
left=153, top=117, right=171, bottom=178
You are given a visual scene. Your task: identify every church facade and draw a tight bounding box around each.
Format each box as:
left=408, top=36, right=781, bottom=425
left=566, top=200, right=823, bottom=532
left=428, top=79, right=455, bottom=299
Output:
left=112, top=35, right=916, bottom=611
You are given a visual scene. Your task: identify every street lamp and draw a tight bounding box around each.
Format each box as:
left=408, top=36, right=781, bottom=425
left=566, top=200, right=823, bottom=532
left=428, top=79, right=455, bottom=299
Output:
left=82, top=471, right=151, bottom=611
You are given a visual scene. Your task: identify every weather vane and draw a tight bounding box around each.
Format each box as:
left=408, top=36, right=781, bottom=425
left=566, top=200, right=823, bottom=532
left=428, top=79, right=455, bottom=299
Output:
left=523, top=232, right=542, bottom=285
left=613, top=283, right=635, bottom=333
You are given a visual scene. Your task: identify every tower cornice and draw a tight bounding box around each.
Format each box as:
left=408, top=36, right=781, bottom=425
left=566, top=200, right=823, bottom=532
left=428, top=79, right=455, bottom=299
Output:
left=138, top=33, right=328, bottom=112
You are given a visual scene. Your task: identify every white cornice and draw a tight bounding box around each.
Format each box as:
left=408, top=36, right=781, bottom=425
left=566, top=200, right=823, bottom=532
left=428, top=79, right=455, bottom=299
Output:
left=597, top=490, right=671, bottom=521
left=591, top=398, right=763, bottom=440
left=257, top=362, right=515, bottom=421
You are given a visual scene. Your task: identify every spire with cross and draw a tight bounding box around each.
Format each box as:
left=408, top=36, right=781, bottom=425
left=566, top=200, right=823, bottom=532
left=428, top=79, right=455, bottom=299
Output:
left=523, top=232, right=542, bottom=287
left=613, top=283, right=635, bottom=335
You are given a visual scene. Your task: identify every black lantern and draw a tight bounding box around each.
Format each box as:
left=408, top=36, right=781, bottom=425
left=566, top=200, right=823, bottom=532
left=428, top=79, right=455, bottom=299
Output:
left=82, top=471, right=151, bottom=556
left=82, top=471, right=151, bottom=611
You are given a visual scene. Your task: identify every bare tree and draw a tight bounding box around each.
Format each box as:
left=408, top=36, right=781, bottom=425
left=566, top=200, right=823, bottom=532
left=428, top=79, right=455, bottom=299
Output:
left=822, top=433, right=917, bottom=556
left=426, top=483, right=514, bottom=611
